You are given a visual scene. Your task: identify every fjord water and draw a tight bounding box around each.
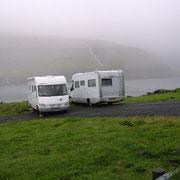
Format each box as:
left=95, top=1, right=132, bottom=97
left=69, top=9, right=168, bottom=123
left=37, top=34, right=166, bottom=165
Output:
left=125, top=77, right=180, bottom=97
left=0, top=77, right=180, bottom=103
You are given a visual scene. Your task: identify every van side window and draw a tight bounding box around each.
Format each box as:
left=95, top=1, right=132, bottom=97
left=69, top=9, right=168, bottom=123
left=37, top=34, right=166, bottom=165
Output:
left=75, top=81, right=80, bottom=88
left=88, top=79, right=96, bottom=87
left=80, top=80, right=85, bottom=86
left=102, top=79, right=112, bottom=86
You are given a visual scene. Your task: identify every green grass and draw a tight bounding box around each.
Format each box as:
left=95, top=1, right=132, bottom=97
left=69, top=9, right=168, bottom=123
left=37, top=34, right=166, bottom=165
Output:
left=0, top=101, right=30, bottom=117
left=0, top=102, right=77, bottom=117
left=120, top=88, right=180, bottom=104
left=0, top=116, right=180, bottom=179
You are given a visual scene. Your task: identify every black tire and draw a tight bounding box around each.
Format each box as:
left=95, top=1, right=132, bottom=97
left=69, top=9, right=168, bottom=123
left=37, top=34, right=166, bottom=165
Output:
left=36, top=106, right=39, bottom=112
left=108, top=102, right=113, bottom=105
left=87, top=99, right=93, bottom=107
left=29, top=103, right=33, bottom=111
left=36, top=106, right=41, bottom=115
left=69, top=97, right=74, bottom=104
left=64, top=109, right=69, bottom=113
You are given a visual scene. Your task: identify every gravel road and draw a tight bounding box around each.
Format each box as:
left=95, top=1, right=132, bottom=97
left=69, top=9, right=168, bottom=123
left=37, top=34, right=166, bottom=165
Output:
left=0, top=100, right=180, bottom=123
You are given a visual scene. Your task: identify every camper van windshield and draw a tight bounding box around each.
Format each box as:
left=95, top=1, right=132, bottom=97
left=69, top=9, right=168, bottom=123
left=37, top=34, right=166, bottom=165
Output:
left=38, top=84, right=67, bottom=97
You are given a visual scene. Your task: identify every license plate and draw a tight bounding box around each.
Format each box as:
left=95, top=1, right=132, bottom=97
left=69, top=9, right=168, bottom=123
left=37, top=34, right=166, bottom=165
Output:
left=109, top=98, right=116, bottom=101
left=52, top=108, right=60, bottom=111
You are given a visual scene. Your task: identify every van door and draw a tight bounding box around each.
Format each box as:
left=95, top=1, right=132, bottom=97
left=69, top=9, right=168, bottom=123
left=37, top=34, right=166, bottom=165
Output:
left=31, top=85, right=38, bottom=108
left=80, top=80, right=86, bottom=103
left=119, top=75, right=124, bottom=97
left=72, top=81, right=81, bottom=102
left=34, top=85, right=38, bottom=107
left=101, top=78, right=120, bottom=98
left=28, top=84, right=32, bottom=106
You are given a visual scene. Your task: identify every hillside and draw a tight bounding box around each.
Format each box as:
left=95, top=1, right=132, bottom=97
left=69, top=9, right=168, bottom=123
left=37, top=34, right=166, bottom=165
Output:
left=0, top=35, right=171, bottom=85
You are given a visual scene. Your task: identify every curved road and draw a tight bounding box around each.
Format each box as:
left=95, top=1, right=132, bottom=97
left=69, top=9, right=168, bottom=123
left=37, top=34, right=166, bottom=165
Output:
left=0, top=100, right=180, bottom=123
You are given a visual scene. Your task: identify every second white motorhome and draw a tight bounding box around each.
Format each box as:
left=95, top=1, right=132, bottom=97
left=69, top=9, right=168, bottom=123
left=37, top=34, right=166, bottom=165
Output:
left=70, top=70, right=125, bottom=105
left=27, top=76, right=69, bottom=113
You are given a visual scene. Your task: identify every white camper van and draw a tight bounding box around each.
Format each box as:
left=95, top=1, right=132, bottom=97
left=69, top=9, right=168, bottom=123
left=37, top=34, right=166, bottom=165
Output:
left=27, top=76, right=69, bottom=113
left=70, top=70, right=125, bottom=105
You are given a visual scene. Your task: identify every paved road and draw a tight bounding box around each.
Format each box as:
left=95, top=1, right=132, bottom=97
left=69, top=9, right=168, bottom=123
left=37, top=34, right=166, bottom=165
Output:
left=0, top=100, right=180, bottom=123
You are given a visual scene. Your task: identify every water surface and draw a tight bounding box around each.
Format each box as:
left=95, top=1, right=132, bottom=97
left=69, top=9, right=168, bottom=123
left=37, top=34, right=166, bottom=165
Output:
left=0, top=77, right=179, bottom=103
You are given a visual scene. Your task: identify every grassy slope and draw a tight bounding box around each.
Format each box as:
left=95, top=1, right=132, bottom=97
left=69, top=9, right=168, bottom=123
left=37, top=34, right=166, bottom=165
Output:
left=0, top=101, right=29, bottom=117
left=0, top=116, right=180, bottom=180
left=120, top=88, right=180, bottom=104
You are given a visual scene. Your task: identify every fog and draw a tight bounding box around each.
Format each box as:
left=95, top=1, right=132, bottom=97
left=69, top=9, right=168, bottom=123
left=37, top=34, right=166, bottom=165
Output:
left=0, top=0, right=180, bottom=84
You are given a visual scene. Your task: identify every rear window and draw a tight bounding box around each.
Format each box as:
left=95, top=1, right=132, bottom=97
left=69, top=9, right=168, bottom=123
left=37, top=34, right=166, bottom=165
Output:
left=102, top=79, right=112, bottom=86
left=88, top=79, right=96, bottom=87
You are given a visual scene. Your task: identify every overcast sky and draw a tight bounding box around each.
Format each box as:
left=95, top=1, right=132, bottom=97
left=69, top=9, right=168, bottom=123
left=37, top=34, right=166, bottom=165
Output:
left=0, top=0, right=180, bottom=60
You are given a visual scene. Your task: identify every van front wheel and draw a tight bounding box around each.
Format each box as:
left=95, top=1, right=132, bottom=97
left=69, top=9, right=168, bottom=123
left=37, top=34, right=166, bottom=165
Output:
left=36, top=106, right=41, bottom=114
left=87, top=99, right=93, bottom=107
left=69, top=97, right=72, bottom=103
left=108, top=102, right=113, bottom=105
left=36, top=106, right=39, bottom=112
left=69, top=97, right=74, bottom=104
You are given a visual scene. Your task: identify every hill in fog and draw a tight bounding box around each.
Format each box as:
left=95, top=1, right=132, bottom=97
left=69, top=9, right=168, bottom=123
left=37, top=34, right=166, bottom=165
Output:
left=0, top=35, right=176, bottom=85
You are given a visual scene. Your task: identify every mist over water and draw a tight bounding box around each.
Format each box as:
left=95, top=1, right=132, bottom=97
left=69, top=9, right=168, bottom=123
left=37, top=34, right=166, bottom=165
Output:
left=0, top=0, right=180, bottom=93
left=125, top=77, right=180, bottom=96
left=1, top=77, right=180, bottom=103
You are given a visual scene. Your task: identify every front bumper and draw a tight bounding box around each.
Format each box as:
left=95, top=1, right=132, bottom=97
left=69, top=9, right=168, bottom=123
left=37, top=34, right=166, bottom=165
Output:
left=39, top=106, right=69, bottom=112
left=38, top=103, right=70, bottom=112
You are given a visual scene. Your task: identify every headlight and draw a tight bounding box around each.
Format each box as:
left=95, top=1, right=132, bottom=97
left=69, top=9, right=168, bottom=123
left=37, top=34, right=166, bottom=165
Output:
left=65, top=102, right=69, bottom=106
left=39, top=104, right=46, bottom=107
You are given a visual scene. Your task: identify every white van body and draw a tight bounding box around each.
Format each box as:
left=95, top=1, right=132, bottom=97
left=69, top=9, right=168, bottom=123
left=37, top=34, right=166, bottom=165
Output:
left=70, top=70, right=125, bottom=105
left=27, top=76, right=69, bottom=113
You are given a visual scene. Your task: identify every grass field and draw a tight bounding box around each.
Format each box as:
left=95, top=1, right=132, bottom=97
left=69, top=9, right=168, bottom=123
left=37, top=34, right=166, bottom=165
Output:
left=0, top=102, right=78, bottom=117
left=0, top=116, right=180, bottom=179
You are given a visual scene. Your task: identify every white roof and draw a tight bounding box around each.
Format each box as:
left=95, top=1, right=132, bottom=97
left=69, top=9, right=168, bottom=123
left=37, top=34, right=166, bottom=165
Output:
left=27, top=76, right=67, bottom=85
left=72, top=70, right=123, bottom=79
